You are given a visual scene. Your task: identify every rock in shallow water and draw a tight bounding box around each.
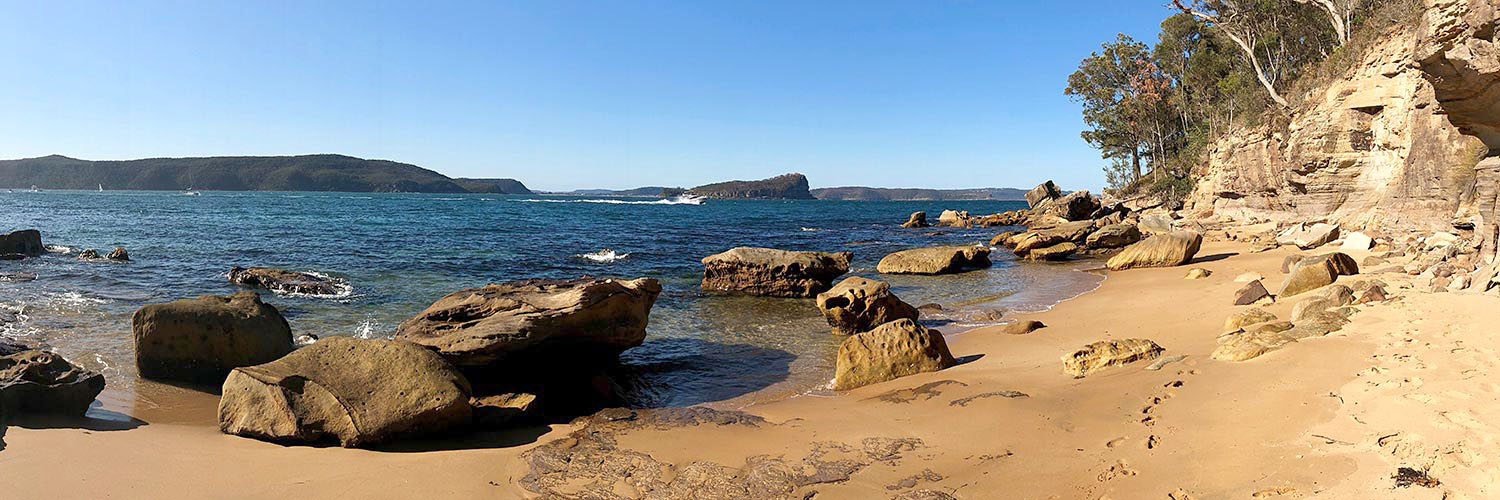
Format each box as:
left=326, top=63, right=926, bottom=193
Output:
left=1062, top=338, right=1164, bottom=377
left=876, top=246, right=991, bottom=275
left=132, top=291, right=294, bottom=385
left=700, top=247, right=852, bottom=297
left=834, top=319, right=956, bottom=391
left=0, top=229, right=44, bottom=257
left=815, top=277, right=919, bottom=336
left=901, top=211, right=929, bottom=228
left=218, top=337, right=472, bottom=447
left=228, top=267, right=344, bottom=295
left=395, top=277, right=661, bottom=368
left=0, top=348, right=105, bottom=417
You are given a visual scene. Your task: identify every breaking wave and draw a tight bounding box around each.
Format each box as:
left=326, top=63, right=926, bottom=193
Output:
left=578, top=249, right=631, bottom=263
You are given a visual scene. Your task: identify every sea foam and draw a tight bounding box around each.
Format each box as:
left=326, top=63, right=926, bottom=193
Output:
left=578, top=249, right=631, bottom=263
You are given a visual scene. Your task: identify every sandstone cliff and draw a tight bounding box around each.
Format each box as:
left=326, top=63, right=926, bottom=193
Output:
left=1187, top=0, right=1499, bottom=260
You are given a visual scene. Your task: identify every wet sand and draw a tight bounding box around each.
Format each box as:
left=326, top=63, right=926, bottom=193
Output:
left=3, top=237, right=1494, bottom=499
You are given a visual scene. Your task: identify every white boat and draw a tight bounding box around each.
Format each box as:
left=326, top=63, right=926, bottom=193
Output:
left=98, top=184, right=104, bottom=192
left=27, top=185, right=40, bottom=192
left=182, top=190, right=202, bottom=196
left=670, top=194, right=706, bottom=205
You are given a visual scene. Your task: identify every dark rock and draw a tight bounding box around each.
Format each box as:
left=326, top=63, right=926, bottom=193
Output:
left=228, top=267, right=345, bottom=296
left=132, top=291, right=294, bottom=384
left=218, top=337, right=472, bottom=447
left=106, top=247, right=130, bottom=261
left=77, top=249, right=100, bottom=260
left=1, top=349, right=105, bottom=417
left=0, top=230, right=43, bottom=257
left=901, top=212, right=929, bottom=228
left=700, top=248, right=852, bottom=297
left=1234, top=280, right=1272, bottom=305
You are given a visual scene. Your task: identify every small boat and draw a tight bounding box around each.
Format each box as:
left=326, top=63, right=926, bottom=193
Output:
left=98, top=184, right=104, bottom=192
left=670, top=194, right=707, bottom=205
left=182, top=190, right=202, bottom=196
left=27, top=185, right=40, bottom=192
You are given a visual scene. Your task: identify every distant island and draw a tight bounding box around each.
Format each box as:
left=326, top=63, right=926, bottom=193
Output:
left=0, top=154, right=532, bottom=194
left=685, top=173, right=815, bottom=200
left=811, top=186, right=1031, bottom=201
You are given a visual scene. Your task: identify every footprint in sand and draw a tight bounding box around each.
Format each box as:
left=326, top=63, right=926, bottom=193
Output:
left=1105, top=437, right=1128, bottom=448
left=1146, top=435, right=1161, bottom=450
left=1251, top=486, right=1297, bottom=497
left=1096, top=460, right=1138, bottom=482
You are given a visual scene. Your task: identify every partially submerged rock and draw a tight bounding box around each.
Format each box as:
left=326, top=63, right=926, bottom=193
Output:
left=132, top=291, right=294, bottom=384
left=218, top=337, right=472, bottom=447
left=901, top=212, right=929, bottom=228
left=815, top=277, right=919, bottom=335
left=1106, top=232, right=1203, bottom=271
left=0, top=348, right=105, bottom=417
left=396, top=277, right=661, bottom=368
left=877, top=246, right=992, bottom=275
left=228, top=267, right=345, bottom=296
left=833, top=319, right=956, bottom=391
left=700, top=247, right=852, bottom=297
left=1011, top=221, right=1094, bottom=255
left=106, top=247, right=130, bottom=261
left=1277, top=253, right=1359, bottom=298
left=0, top=229, right=44, bottom=257
left=1062, top=338, right=1164, bottom=377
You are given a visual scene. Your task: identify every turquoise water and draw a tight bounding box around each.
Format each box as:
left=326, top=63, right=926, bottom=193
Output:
left=0, top=190, right=1101, bottom=408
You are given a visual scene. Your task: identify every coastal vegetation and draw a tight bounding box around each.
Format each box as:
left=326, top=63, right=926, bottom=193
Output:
left=1066, top=0, right=1421, bottom=198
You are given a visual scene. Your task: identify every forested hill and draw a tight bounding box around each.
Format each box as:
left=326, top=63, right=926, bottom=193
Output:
left=811, top=186, right=1029, bottom=201
left=687, top=173, right=815, bottom=200
left=0, top=154, right=530, bottom=193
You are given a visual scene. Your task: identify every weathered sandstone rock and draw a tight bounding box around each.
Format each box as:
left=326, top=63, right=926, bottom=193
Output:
left=902, top=211, right=929, bottom=228
left=228, top=267, right=345, bottom=296
left=1224, top=308, right=1278, bottom=330
left=815, top=277, right=919, bottom=335
left=0, top=230, right=43, bottom=257
left=472, top=392, right=542, bottom=428
left=1233, top=280, right=1272, bottom=305
left=1341, top=232, right=1375, bottom=251
left=1084, top=223, right=1142, bottom=248
left=1, top=348, right=105, bottom=416
left=1025, top=181, right=1061, bottom=208
left=1038, top=190, right=1102, bottom=221
left=1105, top=232, right=1203, bottom=271
left=1012, top=221, right=1095, bottom=254
left=833, top=319, right=956, bottom=391
left=990, top=230, right=1023, bottom=247
left=132, top=291, right=294, bottom=384
left=1356, top=284, right=1389, bottom=304
left=1234, top=272, right=1264, bottom=283
left=1002, top=320, right=1045, bottom=335
left=1138, top=214, right=1174, bottom=235
left=937, top=210, right=970, bottom=228
left=1062, top=338, right=1164, bottom=377
left=1277, top=223, right=1340, bottom=249
left=699, top=247, right=851, bottom=297
left=1277, top=253, right=1359, bottom=298
left=1184, top=268, right=1212, bottom=279
left=877, top=246, right=992, bottom=275
left=1026, top=242, right=1078, bottom=261
left=1281, top=254, right=1307, bottom=273
left=218, top=337, right=471, bottom=447
left=1213, top=322, right=1296, bottom=362
left=395, top=277, right=661, bottom=368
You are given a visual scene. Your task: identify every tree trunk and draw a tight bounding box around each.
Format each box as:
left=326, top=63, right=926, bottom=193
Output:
left=1132, top=149, right=1142, bottom=182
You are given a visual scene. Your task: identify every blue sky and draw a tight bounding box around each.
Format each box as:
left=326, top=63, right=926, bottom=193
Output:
left=0, top=1, right=1169, bottom=192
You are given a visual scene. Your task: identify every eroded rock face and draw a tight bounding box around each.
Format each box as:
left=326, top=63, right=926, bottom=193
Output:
left=0, top=348, right=105, bottom=416
left=1277, top=253, right=1360, bottom=298
left=1026, top=242, right=1078, bottom=261
left=132, top=291, right=294, bottom=384
left=1012, top=221, right=1095, bottom=254
left=833, top=319, right=957, bottom=391
left=218, top=337, right=471, bottom=447
left=1234, top=280, right=1272, bottom=305
left=0, top=230, right=43, bottom=257
left=815, top=277, right=919, bottom=336
left=1026, top=181, right=1061, bottom=208
left=1277, top=223, right=1340, bottom=249
left=1225, top=308, right=1278, bottom=330
left=1085, top=223, right=1142, bottom=248
left=1037, top=190, right=1102, bottom=221
left=1061, top=338, right=1164, bottom=377
left=395, top=277, right=661, bottom=368
left=700, top=247, right=852, bottom=297
left=901, top=211, right=929, bottom=228
left=228, top=267, right=345, bottom=296
left=877, top=246, right=992, bottom=275
left=1105, top=232, right=1203, bottom=271
left=1213, top=322, right=1296, bottom=362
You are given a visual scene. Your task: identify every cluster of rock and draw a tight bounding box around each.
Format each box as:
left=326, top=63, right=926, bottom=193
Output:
left=1215, top=280, right=1383, bottom=362
left=77, top=247, right=131, bottom=261
left=227, top=267, right=345, bottom=295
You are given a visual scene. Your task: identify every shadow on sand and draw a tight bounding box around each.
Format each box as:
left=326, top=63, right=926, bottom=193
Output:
left=614, top=337, right=795, bottom=409
left=1191, top=252, right=1239, bottom=264
left=9, top=400, right=149, bottom=432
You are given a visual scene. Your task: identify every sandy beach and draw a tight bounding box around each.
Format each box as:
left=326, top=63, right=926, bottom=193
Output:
left=5, top=233, right=1492, bottom=499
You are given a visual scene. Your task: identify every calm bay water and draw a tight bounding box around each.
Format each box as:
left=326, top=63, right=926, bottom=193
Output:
left=0, top=190, right=1101, bottom=408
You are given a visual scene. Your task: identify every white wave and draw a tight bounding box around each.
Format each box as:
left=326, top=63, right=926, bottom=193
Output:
left=43, top=291, right=110, bottom=307
left=264, top=271, right=355, bottom=300
left=94, top=353, right=113, bottom=372
left=799, top=227, right=819, bottom=232
left=353, top=318, right=381, bottom=339
left=45, top=245, right=74, bottom=254
left=578, top=249, right=631, bottom=263
left=516, top=195, right=705, bottom=206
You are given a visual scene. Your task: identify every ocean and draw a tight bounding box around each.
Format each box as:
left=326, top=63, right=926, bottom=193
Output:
left=0, top=190, right=1102, bottom=409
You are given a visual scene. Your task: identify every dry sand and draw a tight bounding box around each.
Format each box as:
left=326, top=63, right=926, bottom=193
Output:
left=2, top=238, right=1495, bottom=499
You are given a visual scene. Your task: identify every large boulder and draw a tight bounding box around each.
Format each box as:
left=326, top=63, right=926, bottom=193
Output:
left=832, top=319, right=956, bottom=391
left=1012, top=221, right=1094, bottom=254
left=132, top=291, right=294, bottom=384
left=1062, top=338, right=1164, bottom=377
left=936, top=210, right=971, bottom=228
left=1084, top=223, right=1142, bottom=249
left=700, top=247, right=852, bottom=297
left=1025, top=181, right=1061, bottom=208
left=1026, top=242, right=1078, bottom=261
left=1224, top=308, right=1278, bottom=330
left=1, top=348, right=105, bottom=417
left=1277, top=253, right=1359, bottom=298
left=218, top=337, right=471, bottom=447
left=1105, top=232, right=1203, bottom=271
left=1213, top=322, right=1296, bottom=362
left=1138, top=214, right=1175, bottom=235
left=1277, top=223, right=1340, bottom=249
left=815, top=277, right=919, bottom=335
left=395, top=277, right=661, bottom=368
left=877, top=246, right=992, bottom=275
left=1039, top=190, right=1102, bottom=221
left=0, top=230, right=44, bottom=257
left=228, top=267, right=346, bottom=296
left=1233, top=280, right=1272, bottom=305
left=901, top=212, right=929, bottom=228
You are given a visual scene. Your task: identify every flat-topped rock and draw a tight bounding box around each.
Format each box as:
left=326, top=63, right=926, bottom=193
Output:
left=1277, top=253, right=1359, bottom=298
left=1, top=348, right=105, bottom=417
left=700, top=247, right=852, bottom=297
left=395, top=277, right=660, bottom=368
left=815, top=277, right=919, bottom=335
left=132, top=291, right=294, bottom=385
left=1026, top=242, right=1078, bottom=261
left=1105, top=232, right=1203, bottom=271
left=833, top=319, right=956, bottom=391
left=877, top=246, right=992, bottom=275
left=1062, top=338, right=1164, bottom=377
left=0, top=230, right=43, bottom=257
left=1213, top=322, right=1296, bottom=361
left=218, top=337, right=471, bottom=447
left=228, top=267, right=346, bottom=296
